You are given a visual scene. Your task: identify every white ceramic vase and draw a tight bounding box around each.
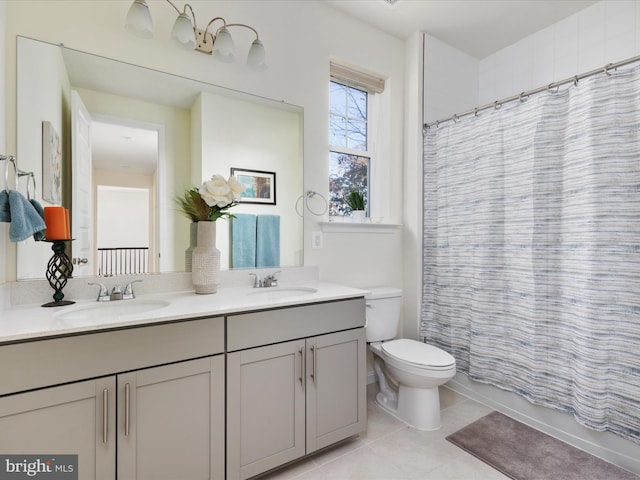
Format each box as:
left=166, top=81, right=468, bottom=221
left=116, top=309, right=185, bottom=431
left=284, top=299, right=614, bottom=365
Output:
left=184, top=222, right=198, bottom=272
left=191, top=221, right=221, bottom=294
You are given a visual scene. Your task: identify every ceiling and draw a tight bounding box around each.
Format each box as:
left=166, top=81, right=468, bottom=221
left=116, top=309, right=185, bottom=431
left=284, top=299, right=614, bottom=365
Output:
left=324, top=0, right=598, bottom=59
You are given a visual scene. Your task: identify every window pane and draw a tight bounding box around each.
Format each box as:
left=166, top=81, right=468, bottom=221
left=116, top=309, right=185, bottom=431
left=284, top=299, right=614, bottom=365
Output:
left=348, top=90, right=367, bottom=120
left=330, top=83, right=346, bottom=116
left=347, top=120, right=367, bottom=150
left=329, top=81, right=367, bottom=151
left=329, top=151, right=369, bottom=216
left=329, top=114, right=347, bottom=148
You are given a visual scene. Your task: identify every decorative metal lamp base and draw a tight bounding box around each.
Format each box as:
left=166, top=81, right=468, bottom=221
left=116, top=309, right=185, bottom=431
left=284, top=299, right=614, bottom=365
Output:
left=42, top=239, right=75, bottom=308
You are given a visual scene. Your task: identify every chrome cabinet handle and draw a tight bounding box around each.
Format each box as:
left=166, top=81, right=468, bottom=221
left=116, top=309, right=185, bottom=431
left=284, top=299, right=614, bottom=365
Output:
left=102, top=388, right=108, bottom=444
left=125, top=383, right=131, bottom=436
left=299, top=347, right=305, bottom=392
left=310, top=345, right=317, bottom=385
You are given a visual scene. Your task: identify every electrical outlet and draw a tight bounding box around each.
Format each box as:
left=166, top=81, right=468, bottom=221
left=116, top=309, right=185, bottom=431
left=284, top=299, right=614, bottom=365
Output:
left=311, top=230, right=323, bottom=249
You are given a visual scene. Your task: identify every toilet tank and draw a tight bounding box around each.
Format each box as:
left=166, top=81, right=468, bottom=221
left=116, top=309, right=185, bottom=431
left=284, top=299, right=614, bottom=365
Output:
left=365, top=288, right=402, bottom=342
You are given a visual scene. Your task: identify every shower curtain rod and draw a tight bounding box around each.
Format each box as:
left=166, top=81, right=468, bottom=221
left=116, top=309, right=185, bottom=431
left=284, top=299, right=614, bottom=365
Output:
left=424, top=53, right=640, bottom=129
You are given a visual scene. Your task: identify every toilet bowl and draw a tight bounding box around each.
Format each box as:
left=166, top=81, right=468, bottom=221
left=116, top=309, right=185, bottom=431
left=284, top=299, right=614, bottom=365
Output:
left=366, top=288, right=456, bottom=431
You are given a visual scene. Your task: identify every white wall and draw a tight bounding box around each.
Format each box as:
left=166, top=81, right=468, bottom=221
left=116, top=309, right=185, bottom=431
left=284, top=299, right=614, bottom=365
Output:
left=421, top=1, right=640, bottom=473
left=196, top=91, right=303, bottom=269
left=15, top=38, right=70, bottom=279
left=0, top=1, right=7, bottom=287
left=3, top=0, right=405, bottom=292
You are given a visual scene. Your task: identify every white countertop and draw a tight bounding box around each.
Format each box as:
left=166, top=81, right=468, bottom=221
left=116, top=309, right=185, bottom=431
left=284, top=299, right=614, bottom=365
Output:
left=0, top=282, right=367, bottom=344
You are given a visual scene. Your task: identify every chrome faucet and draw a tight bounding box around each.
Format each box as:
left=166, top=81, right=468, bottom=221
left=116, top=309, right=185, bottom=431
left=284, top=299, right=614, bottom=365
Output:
left=110, top=285, right=123, bottom=301
left=250, top=271, right=281, bottom=288
left=88, top=280, right=143, bottom=301
left=263, top=271, right=281, bottom=287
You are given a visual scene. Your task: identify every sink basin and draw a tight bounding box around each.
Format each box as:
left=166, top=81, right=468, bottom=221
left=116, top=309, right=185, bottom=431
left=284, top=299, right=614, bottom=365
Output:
left=247, top=287, right=318, bottom=300
left=53, top=299, right=170, bottom=327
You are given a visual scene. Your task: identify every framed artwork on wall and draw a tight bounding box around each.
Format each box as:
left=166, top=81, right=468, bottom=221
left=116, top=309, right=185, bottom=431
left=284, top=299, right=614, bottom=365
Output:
left=231, top=168, right=276, bottom=205
left=42, top=121, right=62, bottom=204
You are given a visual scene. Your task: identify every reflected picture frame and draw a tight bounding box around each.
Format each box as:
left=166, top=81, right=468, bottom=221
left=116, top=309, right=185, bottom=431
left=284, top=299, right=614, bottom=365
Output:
left=231, top=168, right=276, bottom=205
left=42, top=120, right=62, bottom=204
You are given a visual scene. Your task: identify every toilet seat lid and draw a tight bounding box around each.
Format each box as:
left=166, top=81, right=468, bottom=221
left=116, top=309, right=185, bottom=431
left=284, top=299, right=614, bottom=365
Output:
left=381, top=339, right=455, bottom=369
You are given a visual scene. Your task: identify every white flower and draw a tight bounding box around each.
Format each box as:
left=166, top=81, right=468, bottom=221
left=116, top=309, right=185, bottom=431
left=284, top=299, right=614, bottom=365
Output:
left=199, top=174, right=235, bottom=208
left=227, top=175, right=245, bottom=200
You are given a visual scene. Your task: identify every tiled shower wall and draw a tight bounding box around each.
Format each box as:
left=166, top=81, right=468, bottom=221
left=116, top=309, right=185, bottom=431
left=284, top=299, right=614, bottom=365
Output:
left=479, top=0, right=640, bottom=105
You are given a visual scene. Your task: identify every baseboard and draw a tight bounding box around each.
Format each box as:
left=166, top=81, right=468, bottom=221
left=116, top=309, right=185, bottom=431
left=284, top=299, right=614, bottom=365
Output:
left=447, top=373, right=640, bottom=476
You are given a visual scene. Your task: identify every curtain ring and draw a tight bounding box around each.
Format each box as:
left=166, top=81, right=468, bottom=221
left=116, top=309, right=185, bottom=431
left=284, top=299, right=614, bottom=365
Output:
left=4, top=156, right=18, bottom=193
left=547, top=83, right=559, bottom=93
left=604, top=63, right=614, bottom=75
left=452, top=114, right=459, bottom=123
left=474, top=108, right=479, bottom=117
left=573, top=75, right=579, bottom=86
left=436, top=120, right=440, bottom=128
left=519, top=92, right=528, bottom=102
left=494, top=101, right=501, bottom=110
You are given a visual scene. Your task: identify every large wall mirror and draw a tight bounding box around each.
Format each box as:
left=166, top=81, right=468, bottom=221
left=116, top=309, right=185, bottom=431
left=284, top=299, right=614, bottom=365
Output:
left=16, top=36, right=303, bottom=280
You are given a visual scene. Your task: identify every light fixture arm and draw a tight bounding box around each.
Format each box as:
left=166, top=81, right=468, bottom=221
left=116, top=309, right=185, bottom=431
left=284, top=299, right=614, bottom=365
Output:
left=222, top=23, right=260, bottom=41
left=203, top=16, right=227, bottom=39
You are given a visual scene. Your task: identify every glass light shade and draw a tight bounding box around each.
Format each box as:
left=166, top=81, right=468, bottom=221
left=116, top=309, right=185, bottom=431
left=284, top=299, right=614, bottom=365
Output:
left=212, top=28, right=236, bottom=63
left=247, top=39, right=267, bottom=71
left=125, top=0, right=153, bottom=39
left=171, top=13, right=196, bottom=50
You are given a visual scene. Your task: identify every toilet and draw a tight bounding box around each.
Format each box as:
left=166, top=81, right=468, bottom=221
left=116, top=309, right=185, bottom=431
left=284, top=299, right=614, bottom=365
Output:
left=366, top=287, right=456, bottom=431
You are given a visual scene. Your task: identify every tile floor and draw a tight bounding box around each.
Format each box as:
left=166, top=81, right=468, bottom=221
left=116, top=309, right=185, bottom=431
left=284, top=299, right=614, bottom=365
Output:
left=259, top=384, right=510, bottom=480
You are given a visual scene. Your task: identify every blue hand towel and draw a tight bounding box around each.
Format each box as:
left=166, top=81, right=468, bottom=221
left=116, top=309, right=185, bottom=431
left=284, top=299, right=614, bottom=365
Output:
left=29, top=198, right=46, bottom=241
left=256, top=215, right=280, bottom=268
left=8, top=190, right=46, bottom=242
left=231, top=213, right=257, bottom=268
left=0, top=191, right=9, bottom=223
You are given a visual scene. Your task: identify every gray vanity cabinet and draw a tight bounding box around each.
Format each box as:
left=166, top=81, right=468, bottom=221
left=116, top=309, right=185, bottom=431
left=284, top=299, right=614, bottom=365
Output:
left=0, top=377, right=116, bottom=480
left=117, top=356, right=225, bottom=480
left=226, top=299, right=367, bottom=480
left=227, top=339, right=306, bottom=479
left=0, top=316, right=225, bottom=480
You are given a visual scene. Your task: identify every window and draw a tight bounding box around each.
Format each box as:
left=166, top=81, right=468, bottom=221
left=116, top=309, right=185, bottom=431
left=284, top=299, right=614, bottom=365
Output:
left=329, top=81, right=370, bottom=216
left=329, top=62, right=384, bottom=218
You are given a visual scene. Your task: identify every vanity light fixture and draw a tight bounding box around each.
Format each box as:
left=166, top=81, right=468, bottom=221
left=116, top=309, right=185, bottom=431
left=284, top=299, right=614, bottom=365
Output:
left=125, top=0, right=267, bottom=71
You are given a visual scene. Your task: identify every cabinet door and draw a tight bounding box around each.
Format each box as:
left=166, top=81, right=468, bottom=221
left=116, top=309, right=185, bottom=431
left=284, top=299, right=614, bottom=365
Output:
left=0, top=377, right=116, bottom=480
left=117, top=356, right=225, bottom=480
left=227, top=340, right=306, bottom=480
left=306, top=328, right=367, bottom=452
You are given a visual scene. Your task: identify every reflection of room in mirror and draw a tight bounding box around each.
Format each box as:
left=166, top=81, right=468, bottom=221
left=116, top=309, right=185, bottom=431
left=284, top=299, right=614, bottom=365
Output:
left=15, top=36, right=304, bottom=280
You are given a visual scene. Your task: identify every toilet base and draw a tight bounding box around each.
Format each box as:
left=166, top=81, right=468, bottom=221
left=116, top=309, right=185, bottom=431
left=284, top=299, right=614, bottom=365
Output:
left=375, top=384, right=442, bottom=431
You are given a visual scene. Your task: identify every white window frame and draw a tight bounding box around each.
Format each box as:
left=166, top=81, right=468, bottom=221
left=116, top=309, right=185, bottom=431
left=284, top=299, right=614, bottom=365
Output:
left=329, top=62, right=385, bottom=220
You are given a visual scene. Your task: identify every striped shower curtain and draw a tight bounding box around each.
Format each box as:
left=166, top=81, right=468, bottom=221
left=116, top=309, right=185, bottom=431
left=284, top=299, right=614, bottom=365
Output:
left=421, top=67, right=640, bottom=442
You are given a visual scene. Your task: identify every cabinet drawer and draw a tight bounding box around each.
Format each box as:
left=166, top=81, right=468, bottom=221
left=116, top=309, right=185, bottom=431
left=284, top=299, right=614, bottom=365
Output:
left=0, top=316, right=224, bottom=396
left=227, top=298, right=365, bottom=351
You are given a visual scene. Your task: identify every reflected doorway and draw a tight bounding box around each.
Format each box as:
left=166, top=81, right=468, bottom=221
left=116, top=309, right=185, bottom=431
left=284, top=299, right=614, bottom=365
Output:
left=90, top=116, right=160, bottom=275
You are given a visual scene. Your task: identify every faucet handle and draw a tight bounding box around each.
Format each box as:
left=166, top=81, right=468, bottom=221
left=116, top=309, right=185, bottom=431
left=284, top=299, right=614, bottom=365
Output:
left=124, top=279, right=142, bottom=299
left=88, top=282, right=109, bottom=302
left=249, top=273, right=262, bottom=288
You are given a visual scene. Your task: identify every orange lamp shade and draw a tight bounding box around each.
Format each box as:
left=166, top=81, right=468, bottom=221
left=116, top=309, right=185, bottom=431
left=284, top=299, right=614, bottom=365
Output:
left=44, top=206, right=68, bottom=240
